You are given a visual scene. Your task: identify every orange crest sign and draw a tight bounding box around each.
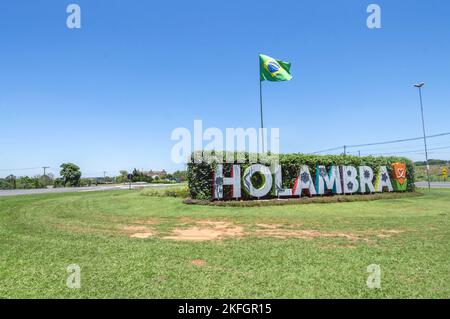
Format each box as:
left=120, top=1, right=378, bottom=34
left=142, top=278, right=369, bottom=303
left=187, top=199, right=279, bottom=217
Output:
left=392, top=163, right=407, bottom=185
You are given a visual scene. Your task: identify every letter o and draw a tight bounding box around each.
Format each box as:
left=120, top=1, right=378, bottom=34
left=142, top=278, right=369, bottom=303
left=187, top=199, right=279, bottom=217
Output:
left=243, top=164, right=272, bottom=198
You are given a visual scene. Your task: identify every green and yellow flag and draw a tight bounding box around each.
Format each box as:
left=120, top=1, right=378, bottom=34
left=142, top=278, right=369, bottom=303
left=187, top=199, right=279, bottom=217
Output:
left=259, top=54, right=292, bottom=82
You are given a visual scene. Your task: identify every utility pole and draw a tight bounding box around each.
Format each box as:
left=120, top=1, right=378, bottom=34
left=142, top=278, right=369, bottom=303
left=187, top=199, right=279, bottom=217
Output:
left=414, top=83, right=431, bottom=190
left=343, top=145, right=347, bottom=156
left=42, top=166, right=49, bottom=177
left=103, top=171, right=107, bottom=184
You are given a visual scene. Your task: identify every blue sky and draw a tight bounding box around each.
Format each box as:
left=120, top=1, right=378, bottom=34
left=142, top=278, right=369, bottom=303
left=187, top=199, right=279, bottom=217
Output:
left=1, top=0, right=449, bottom=177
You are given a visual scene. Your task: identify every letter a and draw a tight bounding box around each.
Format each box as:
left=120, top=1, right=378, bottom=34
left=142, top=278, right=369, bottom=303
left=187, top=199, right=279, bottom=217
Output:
left=66, top=4, right=81, bottom=29
left=367, top=4, right=381, bottom=29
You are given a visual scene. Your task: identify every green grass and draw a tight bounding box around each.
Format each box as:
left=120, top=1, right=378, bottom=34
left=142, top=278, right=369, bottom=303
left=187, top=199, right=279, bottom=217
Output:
left=415, top=164, right=449, bottom=182
left=0, top=188, right=449, bottom=298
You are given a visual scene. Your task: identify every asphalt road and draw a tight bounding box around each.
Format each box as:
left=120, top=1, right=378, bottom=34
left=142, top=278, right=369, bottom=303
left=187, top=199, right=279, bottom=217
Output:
left=1, top=182, right=448, bottom=197
left=0, top=184, right=176, bottom=197
left=415, top=182, right=450, bottom=189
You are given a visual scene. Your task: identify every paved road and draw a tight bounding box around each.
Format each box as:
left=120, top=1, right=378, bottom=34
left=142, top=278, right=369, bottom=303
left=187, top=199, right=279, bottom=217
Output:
left=1, top=182, right=447, bottom=197
left=415, top=182, right=450, bottom=189
left=0, top=184, right=176, bottom=197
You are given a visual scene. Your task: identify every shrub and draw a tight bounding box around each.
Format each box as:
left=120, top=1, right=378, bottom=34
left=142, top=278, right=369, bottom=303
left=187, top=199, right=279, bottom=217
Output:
left=53, top=178, right=65, bottom=188
left=140, top=185, right=189, bottom=198
left=184, top=191, right=422, bottom=207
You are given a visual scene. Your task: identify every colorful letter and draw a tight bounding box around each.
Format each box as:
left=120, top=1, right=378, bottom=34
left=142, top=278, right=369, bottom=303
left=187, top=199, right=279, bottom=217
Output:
left=243, top=164, right=273, bottom=198
left=342, top=166, right=359, bottom=194
left=293, top=165, right=317, bottom=197
left=273, top=165, right=292, bottom=197
left=359, top=166, right=375, bottom=193
left=213, top=164, right=241, bottom=199
left=375, top=166, right=393, bottom=192
left=315, top=165, right=342, bottom=195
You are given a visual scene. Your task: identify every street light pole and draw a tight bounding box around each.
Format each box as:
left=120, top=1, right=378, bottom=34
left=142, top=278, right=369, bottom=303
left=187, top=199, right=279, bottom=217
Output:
left=414, top=82, right=431, bottom=190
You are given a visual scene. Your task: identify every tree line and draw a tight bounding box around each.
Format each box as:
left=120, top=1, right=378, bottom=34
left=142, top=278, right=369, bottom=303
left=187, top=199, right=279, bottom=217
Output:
left=0, top=163, right=186, bottom=190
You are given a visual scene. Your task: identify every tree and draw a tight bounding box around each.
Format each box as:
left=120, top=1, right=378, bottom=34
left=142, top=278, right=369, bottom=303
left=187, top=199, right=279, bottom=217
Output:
left=131, top=168, right=145, bottom=182
left=39, top=173, right=54, bottom=187
left=5, top=175, right=17, bottom=189
left=0, top=175, right=17, bottom=190
left=119, top=170, right=128, bottom=179
left=116, top=170, right=129, bottom=184
left=173, top=170, right=187, bottom=182
left=60, top=163, right=82, bottom=187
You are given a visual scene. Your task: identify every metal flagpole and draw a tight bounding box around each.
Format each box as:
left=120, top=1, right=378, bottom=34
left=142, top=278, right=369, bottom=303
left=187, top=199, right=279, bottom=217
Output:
left=259, top=76, right=265, bottom=153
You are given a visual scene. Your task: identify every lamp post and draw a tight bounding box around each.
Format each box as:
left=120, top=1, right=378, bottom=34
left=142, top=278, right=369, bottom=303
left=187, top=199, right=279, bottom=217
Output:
left=413, top=82, right=431, bottom=190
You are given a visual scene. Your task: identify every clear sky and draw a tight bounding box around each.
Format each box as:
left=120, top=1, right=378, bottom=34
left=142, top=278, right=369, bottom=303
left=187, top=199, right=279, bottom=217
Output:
left=1, top=0, right=449, bottom=177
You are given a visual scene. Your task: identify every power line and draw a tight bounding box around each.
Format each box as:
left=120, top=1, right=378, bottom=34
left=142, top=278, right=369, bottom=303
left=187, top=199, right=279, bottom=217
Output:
left=311, top=132, right=450, bottom=154
left=0, top=166, right=44, bottom=171
left=362, top=145, right=450, bottom=156
left=311, top=146, right=343, bottom=154
left=348, top=132, right=450, bottom=148
left=361, top=143, right=450, bottom=155
left=356, top=141, right=449, bottom=154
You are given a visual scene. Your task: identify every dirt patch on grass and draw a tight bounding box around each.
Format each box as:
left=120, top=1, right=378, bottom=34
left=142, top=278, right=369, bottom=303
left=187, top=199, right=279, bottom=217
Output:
left=375, top=229, right=405, bottom=238
left=161, top=220, right=408, bottom=242
left=252, top=224, right=408, bottom=242
left=255, top=223, right=284, bottom=229
left=163, top=220, right=244, bottom=241
left=123, top=225, right=154, bottom=239
left=58, top=217, right=408, bottom=243
left=129, top=219, right=159, bottom=225
left=254, top=227, right=362, bottom=241
left=129, top=232, right=153, bottom=238
left=58, top=222, right=156, bottom=238
left=190, top=259, right=206, bottom=266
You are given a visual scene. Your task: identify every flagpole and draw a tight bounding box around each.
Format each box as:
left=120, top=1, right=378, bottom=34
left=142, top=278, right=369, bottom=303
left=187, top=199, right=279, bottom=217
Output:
left=259, top=75, right=265, bottom=154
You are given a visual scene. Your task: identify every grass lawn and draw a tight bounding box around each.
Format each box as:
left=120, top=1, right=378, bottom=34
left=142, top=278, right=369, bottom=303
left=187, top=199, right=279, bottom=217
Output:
left=0, top=188, right=449, bottom=298
left=415, top=164, right=449, bottom=182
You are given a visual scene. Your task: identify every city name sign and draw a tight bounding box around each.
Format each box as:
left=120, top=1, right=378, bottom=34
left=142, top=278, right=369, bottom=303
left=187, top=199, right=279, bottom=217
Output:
left=213, top=163, right=408, bottom=200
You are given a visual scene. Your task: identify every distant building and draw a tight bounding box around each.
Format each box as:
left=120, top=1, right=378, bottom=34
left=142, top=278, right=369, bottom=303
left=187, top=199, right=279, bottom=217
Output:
left=144, top=169, right=167, bottom=179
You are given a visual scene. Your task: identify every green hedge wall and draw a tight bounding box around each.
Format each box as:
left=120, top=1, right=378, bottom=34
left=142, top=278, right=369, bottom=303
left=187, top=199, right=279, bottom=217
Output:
left=187, top=152, right=415, bottom=200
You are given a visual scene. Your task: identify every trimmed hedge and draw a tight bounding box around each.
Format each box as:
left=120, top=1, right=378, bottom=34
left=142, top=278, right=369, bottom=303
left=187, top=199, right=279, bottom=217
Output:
left=187, top=152, right=415, bottom=200
left=184, top=192, right=422, bottom=207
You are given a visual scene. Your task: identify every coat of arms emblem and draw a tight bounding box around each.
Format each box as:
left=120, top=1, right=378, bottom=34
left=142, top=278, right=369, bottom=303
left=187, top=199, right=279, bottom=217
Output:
left=391, top=162, right=407, bottom=191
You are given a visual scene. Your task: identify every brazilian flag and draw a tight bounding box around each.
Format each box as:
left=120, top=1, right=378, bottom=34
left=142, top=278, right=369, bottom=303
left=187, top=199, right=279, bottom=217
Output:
left=259, top=54, right=292, bottom=82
